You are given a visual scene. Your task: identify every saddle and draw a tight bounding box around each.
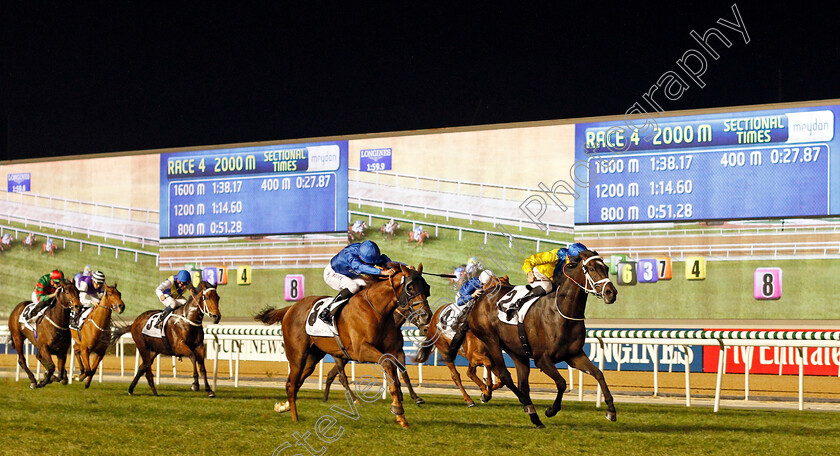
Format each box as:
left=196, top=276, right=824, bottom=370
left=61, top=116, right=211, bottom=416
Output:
left=19, top=302, right=48, bottom=332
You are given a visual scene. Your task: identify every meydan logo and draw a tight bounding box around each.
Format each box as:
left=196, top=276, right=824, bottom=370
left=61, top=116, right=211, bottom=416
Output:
left=360, top=148, right=392, bottom=162
left=7, top=173, right=30, bottom=184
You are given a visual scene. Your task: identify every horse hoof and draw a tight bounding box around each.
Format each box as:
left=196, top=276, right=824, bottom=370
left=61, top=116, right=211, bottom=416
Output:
left=207, top=391, right=216, bottom=398
left=30, top=382, right=37, bottom=389
left=606, top=411, right=617, bottom=422
left=545, top=406, right=558, bottom=418
left=274, top=401, right=291, bottom=413
left=60, top=378, right=68, bottom=385
left=191, top=384, right=199, bottom=392
left=414, top=397, right=425, bottom=405
left=480, top=394, right=490, bottom=403
left=466, top=401, right=476, bottom=408
left=535, top=423, right=546, bottom=429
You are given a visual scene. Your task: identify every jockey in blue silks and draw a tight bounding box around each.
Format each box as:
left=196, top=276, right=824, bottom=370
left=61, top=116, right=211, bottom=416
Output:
left=505, top=242, right=588, bottom=320
left=320, top=240, right=396, bottom=325
left=448, top=269, right=496, bottom=343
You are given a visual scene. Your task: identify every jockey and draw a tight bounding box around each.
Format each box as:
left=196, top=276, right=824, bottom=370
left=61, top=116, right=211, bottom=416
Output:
left=154, top=270, right=194, bottom=328
left=72, top=270, right=106, bottom=328
left=456, top=269, right=495, bottom=307
left=25, top=269, right=65, bottom=322
left=319, top=240, right=396, bottom=325
left=385, top=219, right=397, bottom=232
left=505, top=242, right=586, bottom=319
left=465, top=256, right=482, bottom=276
left=412, top=225, right=424, bottom=239
left=351, top=220, right=365, bottom=234
left=1, top=233, right=10, bottom=245
left=74, top=265, right=92, bottom=288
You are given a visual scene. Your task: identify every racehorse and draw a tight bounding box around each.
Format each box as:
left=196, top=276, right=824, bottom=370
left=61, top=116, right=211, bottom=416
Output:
left=348, top=221, right=368, bottom=241
left=413, top=303, right=503, bottom=407
left=42, top=239, right=58, bottom=256
left=114, top=281, right=221, bottom=397
left=321, top=300, right=424, bottom=405
left=23, top=233, right=36, bottom=250
left=71, top=283, right=125, bottom=388
left=0, top=234, right=11, bottom=252
left=380, top=221, right=400, bottom=240
left=7, top=280, right=82, bottom=388
left=407, top=229, right=430, bottom=247
left=254, top=263, right=432, bottom=428
left=452, top=249, right=617, bottom=428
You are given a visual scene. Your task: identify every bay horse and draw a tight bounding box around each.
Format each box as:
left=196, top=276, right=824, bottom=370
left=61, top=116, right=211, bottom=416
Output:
left=413, top=303, right=503, bottom=407
left=71, top=283, right=125, bottom=388
left=114, top=281, right=221, bottom=397
left=7, top=280, right=83, bottom=388
left=321, top=301, right=424, bottom=405
left=254, top=263, right=432, bottom=428
left=453, top=249, right=617, bottom=428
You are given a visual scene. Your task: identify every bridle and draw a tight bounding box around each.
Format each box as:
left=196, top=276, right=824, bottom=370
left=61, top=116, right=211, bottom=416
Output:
left=562, top=254, right=612, bottom=298
left=386, top=271, right=429, bottom=326
left=175, top=286, right=219, bottom=327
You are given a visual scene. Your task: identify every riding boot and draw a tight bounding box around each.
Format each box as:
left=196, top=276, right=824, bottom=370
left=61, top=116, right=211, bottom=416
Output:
left=319, top=289, right=353, bottom=325
left=506, top=286, right=546, bottom=320
left=26, top=299, right=51, bottom=322
left=449, top=304, right=472, bottom=346
left=156, top=306, right=174, bottom=328
left=70, top=308, right=79, bottom=329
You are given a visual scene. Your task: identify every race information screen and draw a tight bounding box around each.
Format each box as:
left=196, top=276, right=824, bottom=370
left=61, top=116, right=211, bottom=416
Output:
left=574, top=106, right=840, bottom=224
left=159, top=141, right=348, bottom=238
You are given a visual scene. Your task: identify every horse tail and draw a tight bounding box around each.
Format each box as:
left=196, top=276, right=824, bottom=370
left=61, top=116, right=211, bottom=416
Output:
left=110, top=325, right=131, bottom=345
left=254, top=305, right=291, bottom=325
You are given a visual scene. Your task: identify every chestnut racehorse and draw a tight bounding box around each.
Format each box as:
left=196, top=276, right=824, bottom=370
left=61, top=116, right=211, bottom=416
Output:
left=255, top=263, right=432, bottom=428
left=413, top=302, right=503, bottom=407
left=321, top=301, right=424, bottom=405
left=451, top=249, right=618, bottom=428
left=113, top=281, right=221, bottom=397
left=407, top=229, right=430, bottom=247
left=71, top=283, right=125, bottom=388
left=7, top=280, right=83, bottom=388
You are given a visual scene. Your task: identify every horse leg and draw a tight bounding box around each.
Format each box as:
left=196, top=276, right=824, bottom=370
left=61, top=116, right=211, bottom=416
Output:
left=193, top=343, right=214, bottom=397
left=73, top=344, right=87, bottom=381
left=534, top=355, right=567, bottom=417
left=79, top=346, right=93, bottom=382
left=55, top=349, right=69, bottom=385
left=464, top=362, right=488, bottom=401
left=567, top=352, right=617, bottom=422
left=35, top=344, right=56, bottom=388
left=396, top=350, right=423, bottom=405
left=322, top=363, right=341, bottom=402
left=485, top=341, right=544, bottom=429
left=356, top=342, right=409, bottom=428
left=447, top=361, right=475, bottom=407
left=335, top=361, right=358, bottom=404
left=189, top=353, right=200, bottom=392
left=143, top=352, right=160, bottom=396
left=84, top=352, right=103, bottom=389
left=12, top=331, right=38, bottom=388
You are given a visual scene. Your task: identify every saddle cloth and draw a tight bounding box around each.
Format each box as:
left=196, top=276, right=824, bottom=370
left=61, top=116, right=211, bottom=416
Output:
left=18, top=302, right=45, bottom=332
left=305, top=297, right=345, bottom=337
left=70, top=306, right=94, bottom=331
left=141, top=312, right=175, bottom=338
left=436, top=302, right=464, bottom=340
left=495, top=286, right=541, bottom=325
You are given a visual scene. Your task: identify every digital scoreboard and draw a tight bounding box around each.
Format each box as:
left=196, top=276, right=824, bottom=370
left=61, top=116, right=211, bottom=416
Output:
left=159, top=141, right=348, bottom=238
left=575, top=106, right=840, bottom=224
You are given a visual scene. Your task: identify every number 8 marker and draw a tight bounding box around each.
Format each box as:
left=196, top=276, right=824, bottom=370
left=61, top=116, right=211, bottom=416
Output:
left=753, top=268, right=782, bottom=300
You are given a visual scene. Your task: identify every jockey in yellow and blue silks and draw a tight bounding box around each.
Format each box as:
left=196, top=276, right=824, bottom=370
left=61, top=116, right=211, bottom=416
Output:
left=320, top=240, right=396, bottom=325
left=506, top=242, right=587, bottom=319
left=154, top=270, right=194, bottom=328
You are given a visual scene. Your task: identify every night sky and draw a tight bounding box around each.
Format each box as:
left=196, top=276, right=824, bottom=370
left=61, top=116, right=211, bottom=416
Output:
left=2, top=2, right=838, bottom=161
